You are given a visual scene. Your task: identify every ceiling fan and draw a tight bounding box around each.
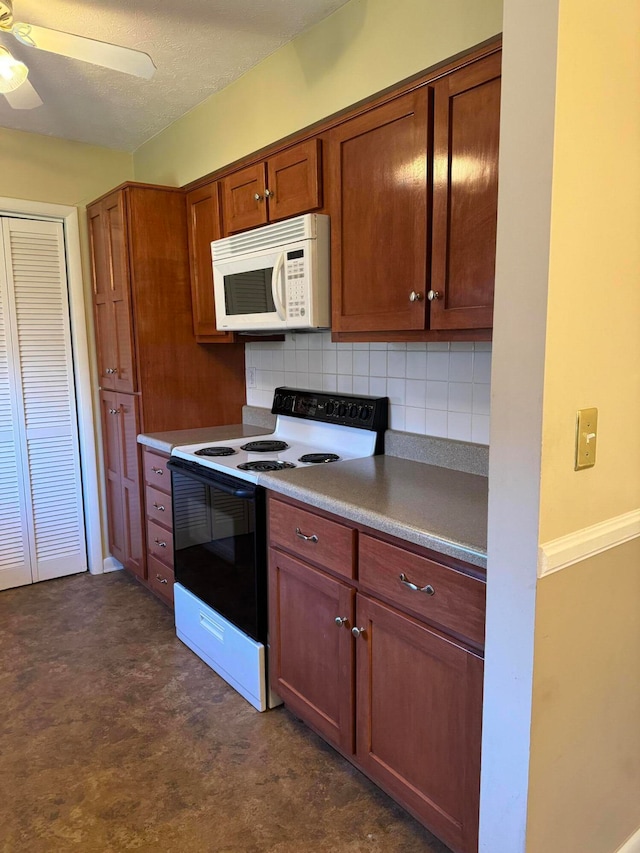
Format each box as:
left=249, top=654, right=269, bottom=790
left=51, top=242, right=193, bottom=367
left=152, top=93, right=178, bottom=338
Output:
left=0, top=0, right=156, bottom=110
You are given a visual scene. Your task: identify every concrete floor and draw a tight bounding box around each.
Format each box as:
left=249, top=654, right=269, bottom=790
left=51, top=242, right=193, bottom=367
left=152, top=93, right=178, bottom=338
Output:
left=0, top=571, right=453, bottom=853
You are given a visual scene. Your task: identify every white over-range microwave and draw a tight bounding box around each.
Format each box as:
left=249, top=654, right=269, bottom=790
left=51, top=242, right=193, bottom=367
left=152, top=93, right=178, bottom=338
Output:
left=212, top=213, right=330, bottom=333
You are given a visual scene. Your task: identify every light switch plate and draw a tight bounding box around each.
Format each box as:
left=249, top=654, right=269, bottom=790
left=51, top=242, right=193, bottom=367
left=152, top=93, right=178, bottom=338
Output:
left=575, top=407, right=598, bottom=470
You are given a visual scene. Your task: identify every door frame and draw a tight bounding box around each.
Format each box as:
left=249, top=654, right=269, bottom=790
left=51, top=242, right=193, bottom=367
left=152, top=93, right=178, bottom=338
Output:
left=0, top=195, right=103, bottom=575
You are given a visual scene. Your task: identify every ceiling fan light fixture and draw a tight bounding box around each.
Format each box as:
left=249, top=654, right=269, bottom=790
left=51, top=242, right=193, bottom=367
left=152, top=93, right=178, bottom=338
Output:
left=0, top=44, right=28, bottom=92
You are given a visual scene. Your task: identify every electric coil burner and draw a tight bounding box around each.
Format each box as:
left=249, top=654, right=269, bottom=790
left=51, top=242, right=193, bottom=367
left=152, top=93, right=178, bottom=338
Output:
left=298, top=452, right=340, bottom=464
left=168, top=388, right=388, bottom=713
left=194, top=446, right=236, bottom=457
left=240, top=440, right=289, bottom=452
left=238, top=460, right=296, bottom=472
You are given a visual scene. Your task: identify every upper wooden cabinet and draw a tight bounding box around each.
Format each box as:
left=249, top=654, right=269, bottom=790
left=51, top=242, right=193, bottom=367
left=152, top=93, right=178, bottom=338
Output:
left=89, top=192, right=137, bottom=392
left=328, top=47, right=501, bottom=340
left=430, top=52, right=501, bottom=330
left=328, top=91, right=430, bottom=334
left=221, top=138, right=322, bottom=234
left=185, top=182, right=237, bottom=343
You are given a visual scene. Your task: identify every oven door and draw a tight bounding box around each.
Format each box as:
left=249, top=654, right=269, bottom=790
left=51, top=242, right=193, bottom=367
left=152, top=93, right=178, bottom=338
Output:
left=167, top=457, right=267, bottom=643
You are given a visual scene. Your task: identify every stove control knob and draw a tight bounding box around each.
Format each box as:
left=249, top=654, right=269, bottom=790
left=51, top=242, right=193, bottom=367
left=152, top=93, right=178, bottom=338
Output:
left=274, top=394, right=284, bottom=409
left=348, top=404, right=358, bottom=419
left=283, top=395, right=293, bottom=410
left=338, top=403, right=348, bottom=417
left=326, top=401, right=336, bottom=415
left=359, top=405, right=372, bottom=421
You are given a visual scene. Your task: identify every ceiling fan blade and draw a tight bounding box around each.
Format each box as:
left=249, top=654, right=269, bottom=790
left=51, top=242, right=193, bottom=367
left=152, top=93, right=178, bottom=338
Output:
left=3, top=77, right=42, bottom=109
left=12, top=22, right=156, bottom=79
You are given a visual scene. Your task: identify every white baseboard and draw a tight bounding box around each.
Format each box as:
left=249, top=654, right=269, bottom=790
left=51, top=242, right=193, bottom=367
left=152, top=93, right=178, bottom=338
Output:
left=103, top=556, right=124, bottom=573
left=538, top=509, right=640, bottom=577
left=616, top=826, right=640, bottom=853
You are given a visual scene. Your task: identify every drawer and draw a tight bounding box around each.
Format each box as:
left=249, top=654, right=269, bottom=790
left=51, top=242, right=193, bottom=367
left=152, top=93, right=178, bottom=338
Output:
left=147, top=518, right=174, bottom=566
left=143, top=449, right=171, bottom=493
left=269, top=497, right=356, bottom=580
left=147, top=554, right=174, bottom=605
left=145, top=484, right=173, bottom=527
left=359, top=534, right=486, bottom=647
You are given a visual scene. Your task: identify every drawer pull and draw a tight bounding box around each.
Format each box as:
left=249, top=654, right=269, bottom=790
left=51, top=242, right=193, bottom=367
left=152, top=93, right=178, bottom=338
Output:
left=334, top=616, right=349, bottom=627
left=295, top=527, right=318, bottom=543
left=153, top=503, right=165, bottom=512
left=399, top=573, right=435, bottom=596
left=156, top=574, right=168, bottom=584
left=151, top=467, right=164, bottom=475
left=154, top=538, right=167, bottom=548
left=351, top=626, right=366, bottom=638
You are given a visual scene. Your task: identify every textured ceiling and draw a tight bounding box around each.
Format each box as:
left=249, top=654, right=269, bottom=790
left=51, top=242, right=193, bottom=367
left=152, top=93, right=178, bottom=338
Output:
left=0, top=0, right=350, bottom=151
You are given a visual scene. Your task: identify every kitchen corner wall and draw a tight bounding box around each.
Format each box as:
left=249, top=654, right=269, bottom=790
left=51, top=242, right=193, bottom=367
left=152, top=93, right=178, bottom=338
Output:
left=245, top=334, right=491, bottom=444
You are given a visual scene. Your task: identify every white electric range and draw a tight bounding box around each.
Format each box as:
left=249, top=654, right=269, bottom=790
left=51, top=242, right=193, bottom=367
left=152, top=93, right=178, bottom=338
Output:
left=167, top=387, right=388, bottom=711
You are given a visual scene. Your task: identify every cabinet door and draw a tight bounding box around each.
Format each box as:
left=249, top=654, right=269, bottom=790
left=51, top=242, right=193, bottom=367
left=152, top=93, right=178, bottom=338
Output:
left=355, top=595, right=483, bottom=853
left=90, top=193, right=137, bottom=392
left=103, top=193, right=137, bottom=392
left=430, top=52, right=501, bottom=330
left=89, top=203, right=117, bottom=390
left=118, top=393, right=145, bottom=579
left=221, top=163, right=268, bottom=234
left=269, top=548, right=355, bottom=754
left=266, top=139, right=322, bottom=222
left=99, top=389, right=125, bottom=565
left=100, top=390, right=144, bottom=578
left=186, top=183, right=237, bottom=343
left=328, top=91, right=430, bottom=333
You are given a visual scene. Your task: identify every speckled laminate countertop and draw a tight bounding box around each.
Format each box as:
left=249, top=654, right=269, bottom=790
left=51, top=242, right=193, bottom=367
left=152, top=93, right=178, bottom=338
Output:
left=138, top=413, right=488, bottom=570
left=260, top=456, right=488, bottom=570
left=137, top=423, right=270, bottom=454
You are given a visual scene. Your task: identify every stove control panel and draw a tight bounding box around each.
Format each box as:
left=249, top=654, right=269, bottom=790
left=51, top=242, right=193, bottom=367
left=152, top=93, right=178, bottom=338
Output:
left=272, top=387, right=388, bottom=433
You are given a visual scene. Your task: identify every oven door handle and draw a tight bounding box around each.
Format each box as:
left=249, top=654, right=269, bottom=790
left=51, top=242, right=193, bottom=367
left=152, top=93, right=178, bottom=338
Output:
left=167, top=458, right=257, bottom=499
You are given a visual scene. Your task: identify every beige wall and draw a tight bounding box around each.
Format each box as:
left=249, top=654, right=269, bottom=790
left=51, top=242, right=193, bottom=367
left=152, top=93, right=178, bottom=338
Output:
left=527, top=541, right=640, bottom=853
left=133, top=0, right=502, bottom=186
left=0, top=127, right=132, bottom=208
left=539, top=0, right=640, bottom=543
left=527, top=1, right=640, bottom=851
left=484, top=0, right=640, bottom=850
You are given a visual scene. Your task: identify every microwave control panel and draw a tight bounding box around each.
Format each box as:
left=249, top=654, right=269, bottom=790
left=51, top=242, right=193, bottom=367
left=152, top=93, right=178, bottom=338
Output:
left=285, top=249, right=307, bottom=319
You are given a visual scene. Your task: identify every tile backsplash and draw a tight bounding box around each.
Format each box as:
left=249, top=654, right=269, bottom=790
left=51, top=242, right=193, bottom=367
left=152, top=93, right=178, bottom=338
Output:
left=245, top=333, right=491, bottom=444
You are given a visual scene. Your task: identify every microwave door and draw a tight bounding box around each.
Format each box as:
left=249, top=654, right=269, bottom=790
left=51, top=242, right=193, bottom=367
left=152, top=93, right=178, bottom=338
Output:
left=271, top=251, right=286, bottom=321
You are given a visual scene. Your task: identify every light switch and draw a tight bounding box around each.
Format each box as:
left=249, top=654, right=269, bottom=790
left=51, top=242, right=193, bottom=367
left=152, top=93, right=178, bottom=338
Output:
left=575, top=408, right=598, bottom=470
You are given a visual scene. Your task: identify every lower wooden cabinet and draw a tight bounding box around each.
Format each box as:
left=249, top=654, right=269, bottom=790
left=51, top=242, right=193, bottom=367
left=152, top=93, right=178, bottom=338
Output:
left=355, top=594, right=483, bottom=853
left=268, top=494, right=485, bottom=853
left=269, top=549, right=355, bottom=753
left=141, top=448, right=175, bottom=606
left=100, top=390, right=144, bottom=578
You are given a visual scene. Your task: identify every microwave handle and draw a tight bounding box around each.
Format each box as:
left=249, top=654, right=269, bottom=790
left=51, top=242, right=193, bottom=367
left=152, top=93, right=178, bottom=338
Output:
left=271, top=251, right=286, bottom=320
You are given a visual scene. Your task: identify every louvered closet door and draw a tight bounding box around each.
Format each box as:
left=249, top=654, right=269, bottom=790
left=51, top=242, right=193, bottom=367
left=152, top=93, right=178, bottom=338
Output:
left=0, top=218, right=87, bottom=588
left=0, top=231, right=32, bottom=589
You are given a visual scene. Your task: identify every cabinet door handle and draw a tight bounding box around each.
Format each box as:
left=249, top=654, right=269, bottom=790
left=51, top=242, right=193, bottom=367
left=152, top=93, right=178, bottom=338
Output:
left=295, top=527, right=318, bottom=543
left=155, top=574, right=168, bottom=584
left=108, top=408, right=121, bottom=415
left=351, top=626, right=366, bottom=638
left=427, top=290, right=442, bottom=301
left=153, top=503, right=165, bottom=512
left=154, top=538, right=167, bottom=548
left=254, top=193, right=263, bottom=201
left=334, top=616, right=348, bottom=627
left=151, top=467, right=164, bottom=475
left=399, top=572, right=435, bottom=596
left=409, top=291, right=424, bottom=302
left=264, top=188, right=273, bottom=198
left=105, top=367, right=118, bottom=374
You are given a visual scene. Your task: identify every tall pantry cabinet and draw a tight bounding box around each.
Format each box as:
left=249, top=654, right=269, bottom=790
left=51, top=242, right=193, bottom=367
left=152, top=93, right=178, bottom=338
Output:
left=88, top=182, right=246, bottom=582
